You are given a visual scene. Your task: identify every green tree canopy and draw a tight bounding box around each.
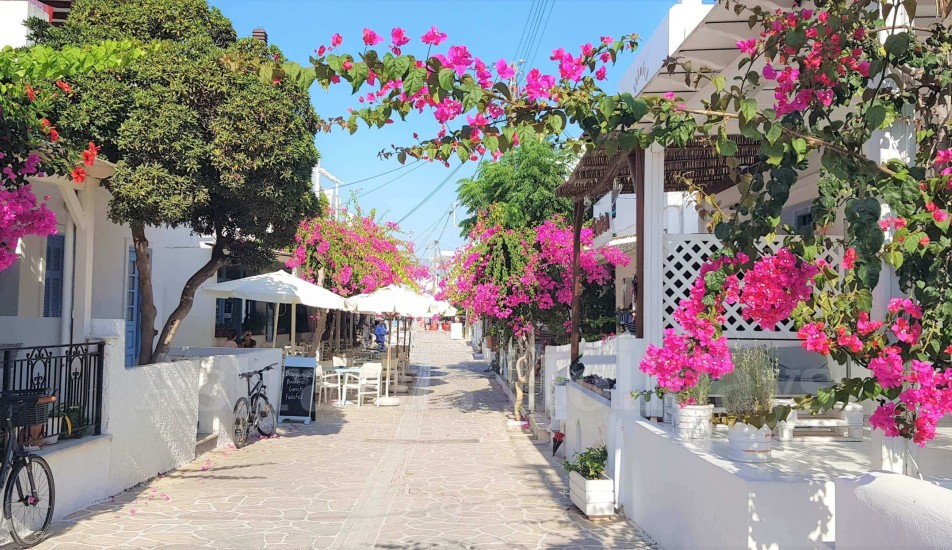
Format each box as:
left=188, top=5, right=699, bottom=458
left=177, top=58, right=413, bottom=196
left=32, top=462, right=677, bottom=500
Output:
left=456, top=139, right=572, bottom=236
left=32, top=0, right=320, bottom=363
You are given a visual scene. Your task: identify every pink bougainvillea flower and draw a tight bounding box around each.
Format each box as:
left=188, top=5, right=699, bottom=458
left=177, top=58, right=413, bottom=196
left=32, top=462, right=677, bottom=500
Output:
left=595, top=66, right=607, bottom=80
left=361, top=28, right=382, bottom=46
left=495, top=59, right=514, bottom=80
left=421, top=25, right=447, bottom=46
left=736, top=37, right=759, bottom=56
left=331, top=32, right=343, bottom=48
left=842, top=247, right=856, bottom=270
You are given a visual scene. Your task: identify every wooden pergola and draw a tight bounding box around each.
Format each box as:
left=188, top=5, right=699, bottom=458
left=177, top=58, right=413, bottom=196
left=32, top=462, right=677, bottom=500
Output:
left=556, top=136, right=762, bottom=362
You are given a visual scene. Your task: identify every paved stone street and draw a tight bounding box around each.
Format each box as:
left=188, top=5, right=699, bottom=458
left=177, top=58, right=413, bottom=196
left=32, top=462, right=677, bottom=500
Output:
left=29, top=332, right=657, bottom=549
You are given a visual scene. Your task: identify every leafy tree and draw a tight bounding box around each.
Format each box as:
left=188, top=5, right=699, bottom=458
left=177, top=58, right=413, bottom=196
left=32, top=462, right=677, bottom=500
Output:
left=455, top=139, right=572, bottom=236
left=33, top=0, right=319, bottom=363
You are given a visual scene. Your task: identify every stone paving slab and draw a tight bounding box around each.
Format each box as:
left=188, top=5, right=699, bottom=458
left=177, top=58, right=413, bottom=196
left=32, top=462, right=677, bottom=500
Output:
left=16, top=332, right=658, bottom=549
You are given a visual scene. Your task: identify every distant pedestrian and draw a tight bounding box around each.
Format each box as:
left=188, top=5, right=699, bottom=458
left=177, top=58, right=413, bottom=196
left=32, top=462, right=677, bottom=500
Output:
left=374, top=320, right=387, bottom=351
left=239, top=330, right=257, bottom=348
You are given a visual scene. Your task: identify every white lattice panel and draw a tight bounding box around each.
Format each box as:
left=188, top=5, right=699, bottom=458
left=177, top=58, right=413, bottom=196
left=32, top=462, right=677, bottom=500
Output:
left=662, top=234, right=841, bottom=340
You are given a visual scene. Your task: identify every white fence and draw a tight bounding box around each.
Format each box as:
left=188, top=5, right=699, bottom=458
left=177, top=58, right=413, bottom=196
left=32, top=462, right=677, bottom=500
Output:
left=663, top=234, right=842, bottom=339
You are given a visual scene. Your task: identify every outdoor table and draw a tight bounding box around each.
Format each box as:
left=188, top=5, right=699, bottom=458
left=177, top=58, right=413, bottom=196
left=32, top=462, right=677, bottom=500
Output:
left=334, top=367, right=361, bottom=405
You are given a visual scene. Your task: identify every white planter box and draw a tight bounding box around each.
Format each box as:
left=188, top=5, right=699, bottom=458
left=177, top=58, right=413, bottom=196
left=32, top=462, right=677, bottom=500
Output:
left=569, top=470, right=614, bottom=517
left=676, top=404, right=713, bottom=439
left=728, top=422, right=773, bottom=463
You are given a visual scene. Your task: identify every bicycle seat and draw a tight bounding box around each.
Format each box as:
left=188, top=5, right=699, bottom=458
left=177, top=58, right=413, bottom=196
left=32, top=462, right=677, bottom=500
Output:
left=238, top=372, right=255, bottom=379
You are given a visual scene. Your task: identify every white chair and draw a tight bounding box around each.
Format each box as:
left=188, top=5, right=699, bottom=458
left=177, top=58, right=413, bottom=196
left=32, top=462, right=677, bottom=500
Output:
left=342, top=362, right=382, bottom=407
left=316, top=362, right=342, bottom=405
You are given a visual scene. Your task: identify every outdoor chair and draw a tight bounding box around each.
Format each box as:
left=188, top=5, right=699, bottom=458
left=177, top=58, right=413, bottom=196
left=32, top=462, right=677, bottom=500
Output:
left=342, top=362, right=382, bottom=407
left=315, top=363, right=342, bottom=405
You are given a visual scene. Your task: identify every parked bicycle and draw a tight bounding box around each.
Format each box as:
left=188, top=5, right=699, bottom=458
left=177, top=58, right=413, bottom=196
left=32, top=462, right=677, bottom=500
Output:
left=0, top=389, right=56, bottom=547
left=233, top=364, right=277, bottom=448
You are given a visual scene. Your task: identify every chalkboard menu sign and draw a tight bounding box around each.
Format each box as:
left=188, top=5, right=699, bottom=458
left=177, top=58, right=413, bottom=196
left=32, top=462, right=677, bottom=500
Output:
left=278, top=359, right=315, bottom=424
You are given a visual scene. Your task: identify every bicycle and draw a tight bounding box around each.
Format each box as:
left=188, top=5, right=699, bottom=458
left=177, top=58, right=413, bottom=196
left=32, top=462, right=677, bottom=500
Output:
left=232, top=364, right=277, bottom=448
left=0, top=389, right=56, bottom=547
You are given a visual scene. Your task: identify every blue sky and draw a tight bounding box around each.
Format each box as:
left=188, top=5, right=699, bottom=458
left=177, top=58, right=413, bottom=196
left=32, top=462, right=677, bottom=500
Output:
left=209, top=0, right=678, bottom=256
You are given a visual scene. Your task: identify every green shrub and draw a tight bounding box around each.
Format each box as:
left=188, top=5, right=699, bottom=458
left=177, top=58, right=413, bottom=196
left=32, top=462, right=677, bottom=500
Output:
left=563, top=445, right=607, bottom=480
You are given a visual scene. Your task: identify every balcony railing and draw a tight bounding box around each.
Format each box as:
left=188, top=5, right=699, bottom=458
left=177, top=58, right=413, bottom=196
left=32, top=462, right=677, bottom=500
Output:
left=0, top=343, right=104, bottom=438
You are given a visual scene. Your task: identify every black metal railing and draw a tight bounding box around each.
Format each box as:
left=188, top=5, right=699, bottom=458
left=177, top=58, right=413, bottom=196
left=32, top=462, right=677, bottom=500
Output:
left=0, top=343, right=104, bottom=439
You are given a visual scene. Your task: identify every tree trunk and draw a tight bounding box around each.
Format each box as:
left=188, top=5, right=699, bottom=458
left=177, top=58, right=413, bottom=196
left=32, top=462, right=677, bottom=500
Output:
left=513, top=332, right=532, bottom=421
left=150, top=246, right=226, bottom=363
left=131, top=223, right=158, bottom=365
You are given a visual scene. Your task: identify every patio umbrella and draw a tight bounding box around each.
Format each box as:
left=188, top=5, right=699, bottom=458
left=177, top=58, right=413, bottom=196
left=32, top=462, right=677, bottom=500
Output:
left=203, top=270, right=346, bottom=352
left=345, top=285, right=431, bottom=405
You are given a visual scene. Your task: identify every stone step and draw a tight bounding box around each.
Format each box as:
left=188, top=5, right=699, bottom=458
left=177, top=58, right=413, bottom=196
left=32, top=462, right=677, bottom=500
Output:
left=195, top=432, right=218, bottom=456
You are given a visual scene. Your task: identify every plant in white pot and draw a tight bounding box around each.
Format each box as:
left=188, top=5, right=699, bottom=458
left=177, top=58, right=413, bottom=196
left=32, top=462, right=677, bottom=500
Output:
left=719, top=347, right=790, bottom=463
left=675, top=373, right=713, bottom=439
left=564, top=446, right=613, bottom=517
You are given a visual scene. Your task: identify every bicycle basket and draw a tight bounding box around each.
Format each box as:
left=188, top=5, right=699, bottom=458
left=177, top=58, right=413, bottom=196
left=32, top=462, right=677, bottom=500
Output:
left=3, top=389, right=53, bottom=428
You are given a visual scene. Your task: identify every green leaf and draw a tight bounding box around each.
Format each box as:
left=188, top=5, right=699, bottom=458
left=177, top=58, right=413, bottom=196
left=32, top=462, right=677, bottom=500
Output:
left=713, top=74, right=727, bottom=92
left=884, top=33, right=911, bottom=58
left=403, top=67, right=426, bottom=95
left=716, top=137, right=738, bottom=157
left=765, top=122, right=782, bottom=144
left=620, top=94, right=648, bottom=120
left=865, top=104, right=887, bottom=129
left=438, top=68, right=456, bottom=91
left=739, top=98, right=757, bottom=124
left=792, top=137, right=807, bottom=156
left=492, top=82, right=512, bottom=101
left=599, top=96, right=617, bottom=121
left=547, top=112, right=566, bottom=134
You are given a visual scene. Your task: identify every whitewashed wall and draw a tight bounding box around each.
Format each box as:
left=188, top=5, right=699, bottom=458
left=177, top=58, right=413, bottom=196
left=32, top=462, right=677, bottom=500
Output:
left=565, top=382, right=611, bottom=463
left=836, top=471, right=952, bottom=550
left=91, top=319, right=282, bottom=497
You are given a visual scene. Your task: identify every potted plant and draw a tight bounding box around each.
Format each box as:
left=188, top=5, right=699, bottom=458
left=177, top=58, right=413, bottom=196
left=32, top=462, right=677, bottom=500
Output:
left=675, top=373, right=713, bottom=439
left=564, top=445, right=613, bottom=517
left=62, top=405, right=89, bottom=440
left=719, top=347, right=789, bottom=463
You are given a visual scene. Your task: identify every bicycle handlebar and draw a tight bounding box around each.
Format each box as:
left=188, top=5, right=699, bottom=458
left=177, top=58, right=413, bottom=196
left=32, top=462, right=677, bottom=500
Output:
left=238, top=363, right=278, bottom=379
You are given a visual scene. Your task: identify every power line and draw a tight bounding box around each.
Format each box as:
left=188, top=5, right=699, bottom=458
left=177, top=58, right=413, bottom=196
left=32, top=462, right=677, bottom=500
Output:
left=523, top=0, right=556, bottom=82
left=335, top=160, right=420, bottom=189
left=520, top=0, right=549, bottom=70
left=356, top=161, right=426, bottom=198
left=412, top=205, right=453, bottom=247
left=395, top=163, right=466, bottom=225
left=516, top=0, right=547, bottom=72
left=512, top=0, right=540, bottom=64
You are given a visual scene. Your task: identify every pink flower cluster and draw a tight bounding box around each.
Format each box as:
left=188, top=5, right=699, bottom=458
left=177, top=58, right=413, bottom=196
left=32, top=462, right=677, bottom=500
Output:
left=754, top=8, right=872, bottom=116
left=287, top=210, right=427, bottom=297
left=935, top=148, right=952, bottom=177
left=870, top=359, right=952, bottom=446
left=741, top=248, right=818, bottom=330
left=640, top=254, right=746, bottom=392
left=0, top=185, right=57, bottom=271
left=439, top=216, right=629, bottom=336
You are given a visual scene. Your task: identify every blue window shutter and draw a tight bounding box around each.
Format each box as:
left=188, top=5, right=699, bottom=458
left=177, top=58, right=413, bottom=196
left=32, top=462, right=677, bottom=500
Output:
left=44, top=235, right=65, bottom=318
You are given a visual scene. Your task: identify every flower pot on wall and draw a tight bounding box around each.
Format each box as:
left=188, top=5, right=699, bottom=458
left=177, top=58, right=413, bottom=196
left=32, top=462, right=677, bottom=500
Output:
left=568, top=470, right=614, bottom=518
left=727, top=422, right=773, bottom=463
left=676, top=404, right=713, bottom=439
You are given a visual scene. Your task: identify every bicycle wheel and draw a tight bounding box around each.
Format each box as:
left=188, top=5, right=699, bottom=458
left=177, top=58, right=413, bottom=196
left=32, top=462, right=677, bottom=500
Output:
left=232, top=397, right=251, bottom=448
left=254, top=394, right=277, bottom=437
left=5, top=455, right=54, bottom=547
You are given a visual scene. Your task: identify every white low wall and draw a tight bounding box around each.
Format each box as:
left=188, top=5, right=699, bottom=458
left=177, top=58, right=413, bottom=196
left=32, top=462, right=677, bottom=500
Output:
left=38, top=436, right=112, bottom=520
left=837, top=471, right=952, bottom=549
left=620, top=419, right=837, bottom=549
left=85, top=320, right=283, bottom=499
left=565, top=382, right=611, bottom=463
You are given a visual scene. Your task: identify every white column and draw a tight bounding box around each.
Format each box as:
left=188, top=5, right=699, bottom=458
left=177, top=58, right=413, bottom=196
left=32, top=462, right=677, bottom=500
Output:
left=73, top=182, right=97, bottom=341
left=642, top=143, right=666, bottom=418
left=60, top=214, right=75, bottom=345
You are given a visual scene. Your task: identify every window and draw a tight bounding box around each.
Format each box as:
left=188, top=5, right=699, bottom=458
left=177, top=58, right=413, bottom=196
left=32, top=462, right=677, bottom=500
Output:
left=794, top=209, right=814, bottom=233
left=43, top=235, right=65, bottom=318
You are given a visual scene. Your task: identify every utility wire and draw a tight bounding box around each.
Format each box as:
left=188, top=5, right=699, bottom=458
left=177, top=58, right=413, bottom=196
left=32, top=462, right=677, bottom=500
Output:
left=523, top=0, right=556, bottom=83
left=395, top=163, right=466, bottom=225
left=334, top=160, right=420, bottom=189
left=512, top=0, right=540, bottom=64
left=356, top=161, right=426, bottom=198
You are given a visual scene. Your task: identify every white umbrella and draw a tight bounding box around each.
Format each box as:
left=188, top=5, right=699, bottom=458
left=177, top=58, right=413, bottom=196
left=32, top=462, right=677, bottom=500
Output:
left=204, top=270, right=346, bottom=351
left=345, top=285, right=433, bottom=405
